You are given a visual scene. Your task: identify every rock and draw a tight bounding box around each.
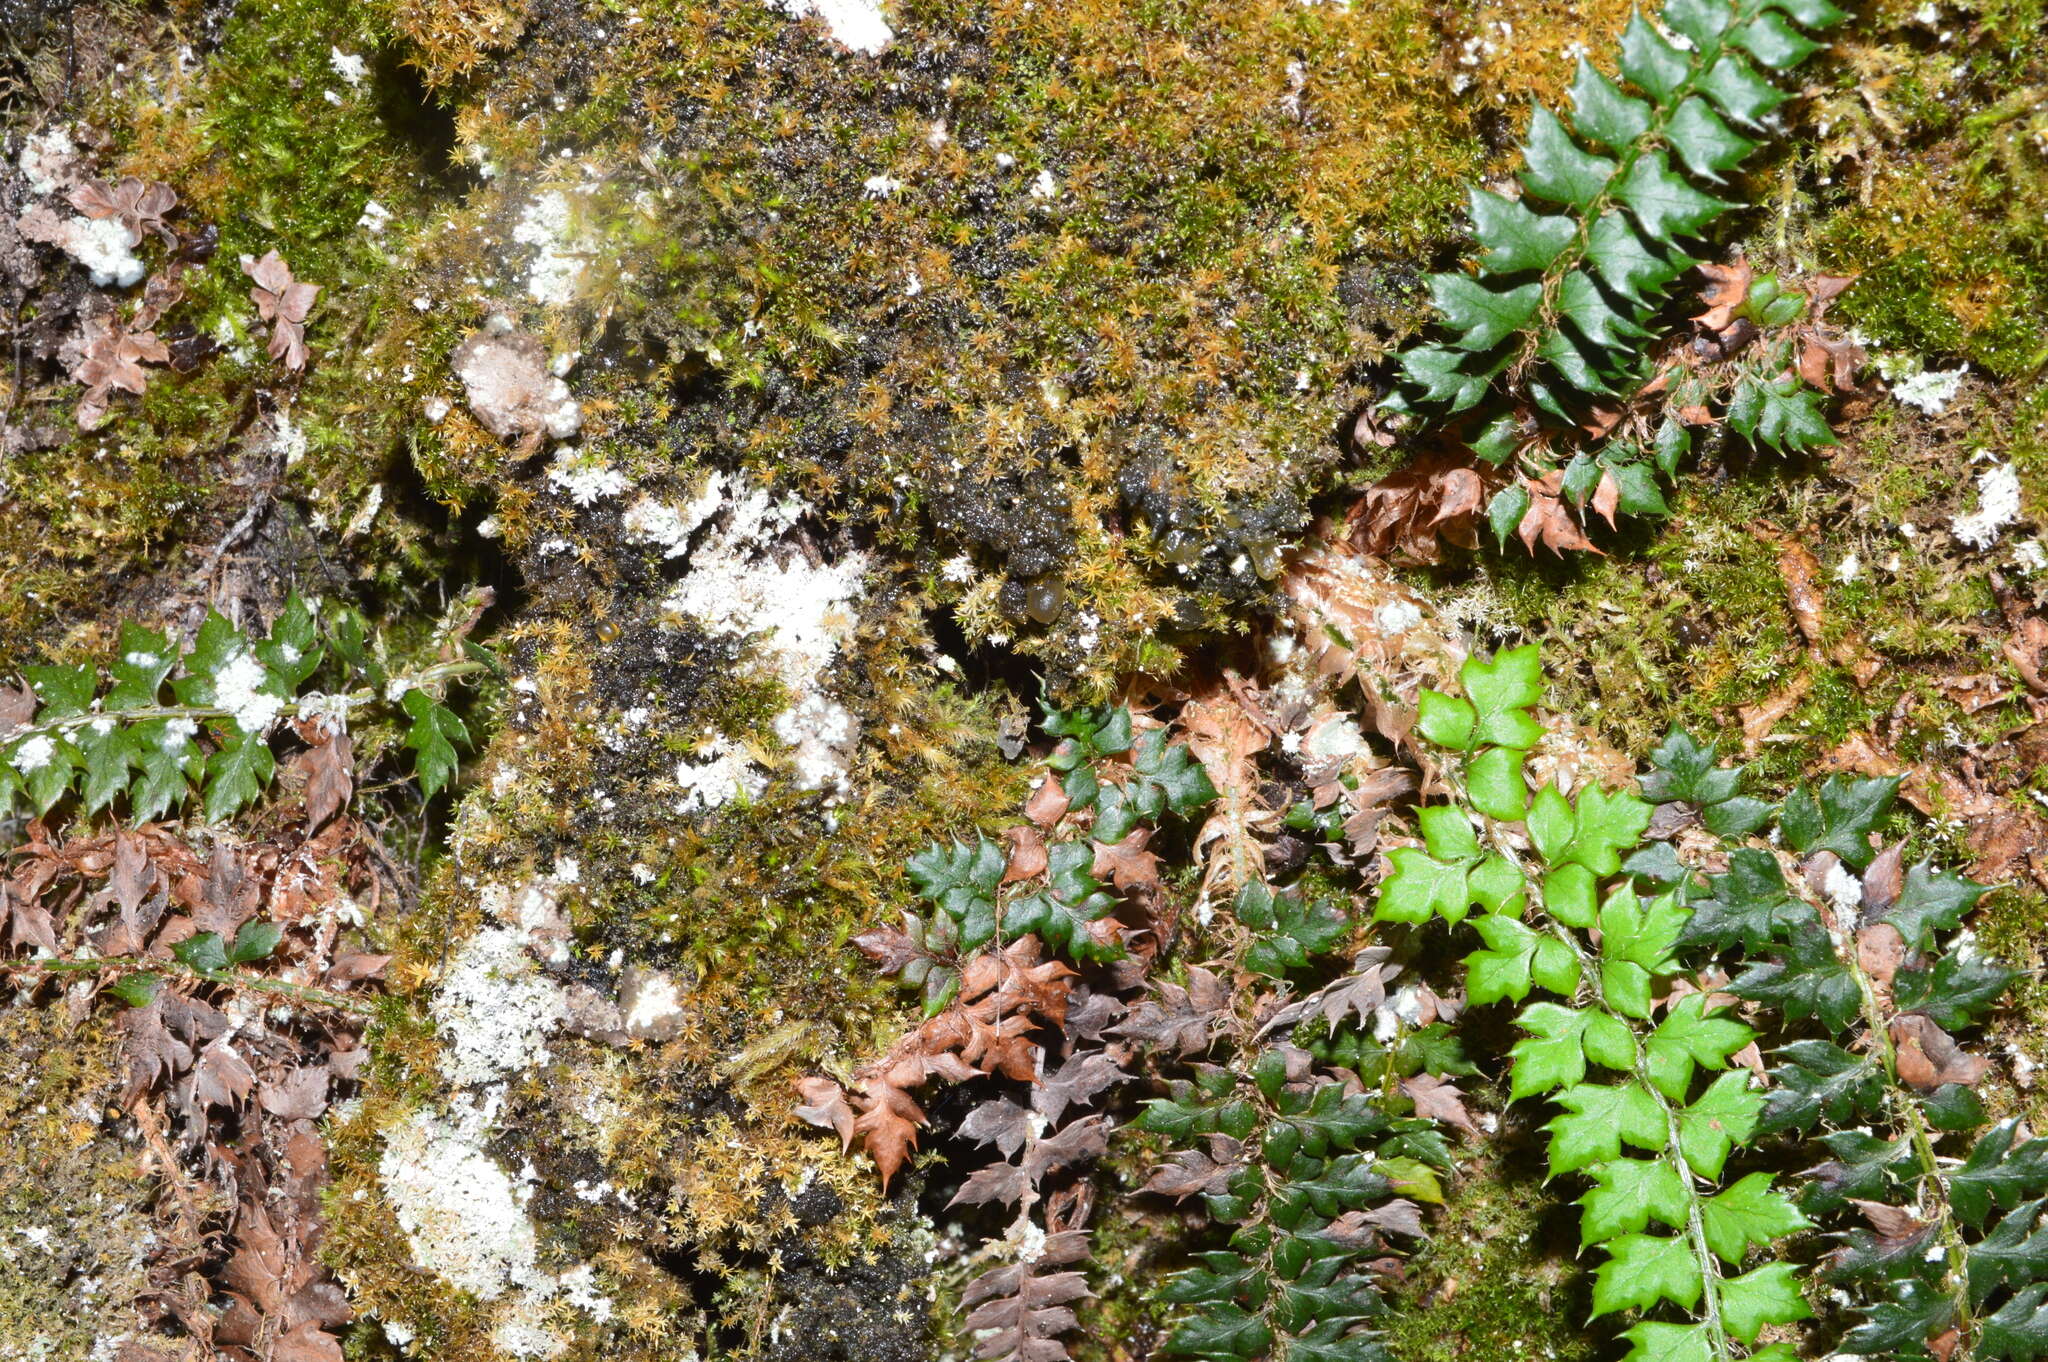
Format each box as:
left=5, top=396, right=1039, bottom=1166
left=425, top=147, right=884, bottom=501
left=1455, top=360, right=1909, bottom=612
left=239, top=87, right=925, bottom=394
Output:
left=450, top=317, right=581, bottom=443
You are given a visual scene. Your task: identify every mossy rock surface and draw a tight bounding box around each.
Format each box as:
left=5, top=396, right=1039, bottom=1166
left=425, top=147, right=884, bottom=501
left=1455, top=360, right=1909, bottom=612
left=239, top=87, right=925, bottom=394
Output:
left=2, top=0, right=2046, bottom=1358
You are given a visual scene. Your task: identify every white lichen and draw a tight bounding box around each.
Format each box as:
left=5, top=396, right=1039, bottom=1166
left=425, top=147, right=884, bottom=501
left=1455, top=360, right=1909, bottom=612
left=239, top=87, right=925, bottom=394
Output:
left=773, top=690, right=860, bottom=792
left=768, top=0, right=893, bottom=53
left=377, top=1108, right=544, bottom=1300
left=1952, top=461, right=2023, bottom=550
left=22, top=211, right=146, bottom=287
left=513, top=192, right=585, bottom=306
left=9, top=735, right=55, bottom=774
left=622, top=473, right=725, bottom=557
left=18, top=127, right=79, bottom=197
left=546, top=448, right=630, bottom=506
left=328, top=46, right=369, bottom=85
left=213, top=652, right=285, bottom=734
left=1892, top=364, right=1968, bottom=415
left=673, top=739, right=769, bottom=813
left=429, top=928, right=567, bottom=1087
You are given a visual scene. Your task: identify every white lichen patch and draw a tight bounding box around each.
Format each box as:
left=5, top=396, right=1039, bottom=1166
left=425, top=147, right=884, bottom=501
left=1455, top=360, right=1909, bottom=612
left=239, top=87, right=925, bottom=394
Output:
left=1892, top=363, right=1968, bottom=415
left=653, top=477, right=869, bottom=797
left=673, top=738, right=769, bottom=813
left=214, top=651, right=286, bottom=733
left=618, top=966, right=688, bottom=1041
left=623, top=473, right=724, bottom=557
left=769, top=0, right=893, bottom=53
left=452, top=320, right=582, bottom=441
left=480, top=876, right=573, bottom=962
left=773, top=690, right=859, bottom=793
left=1953, top=461, right=2023, bottom=550
left=661, top=483, right=866, bottom=695
left=546, top=447, right=630, bottom=506
left=378, top=1107, right=544, bottom=1300
left=513, top=192, right=585, bottom=306
left=328, top=46, right=369, bottom=86
left=17, top=126, right=80, bottom=197
left=17, top=207, right=146, bottom=287
left=429, top=928, right=567, bottom=1087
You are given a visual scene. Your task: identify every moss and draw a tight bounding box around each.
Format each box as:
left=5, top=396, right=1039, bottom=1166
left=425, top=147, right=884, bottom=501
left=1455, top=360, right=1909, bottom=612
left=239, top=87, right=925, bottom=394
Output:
left=0, top=1005, right=167, bottom=1359
left=1379, top=1147, right=1597, bottom=1362
left=349, top=0, right=1574, bottom=692
left=1796, top=0, right=2048, bottom=378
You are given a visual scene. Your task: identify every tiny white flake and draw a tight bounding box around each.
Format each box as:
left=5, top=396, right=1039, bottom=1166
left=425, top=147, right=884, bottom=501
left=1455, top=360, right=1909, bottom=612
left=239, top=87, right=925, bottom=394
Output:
left=328, top=46, right=369, bottom=86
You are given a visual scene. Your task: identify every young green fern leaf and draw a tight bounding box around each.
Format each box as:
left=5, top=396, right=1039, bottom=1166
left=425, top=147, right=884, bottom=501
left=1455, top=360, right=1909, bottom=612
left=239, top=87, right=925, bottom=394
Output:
left=1646, top=731, right=2048, bottom=1361
left=1382, top=648, right=1812, bottom=1361
left=1385, top=0, right=1850, bottom=543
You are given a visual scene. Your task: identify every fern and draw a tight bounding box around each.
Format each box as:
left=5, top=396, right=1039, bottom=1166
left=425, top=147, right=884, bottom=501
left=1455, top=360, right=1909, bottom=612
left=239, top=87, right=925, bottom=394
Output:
left=0, top=593, right=483, bottom=823
left=1123, top=878, right=1457, bottom=1360
left=1131, top=1034, right=1442, bottom=1360
left=1385, top=0, right=1851, bottom=542
left=1382, top=646, right=1812, bottom=1360
left=1646, top=732, right=2048, bottom=1360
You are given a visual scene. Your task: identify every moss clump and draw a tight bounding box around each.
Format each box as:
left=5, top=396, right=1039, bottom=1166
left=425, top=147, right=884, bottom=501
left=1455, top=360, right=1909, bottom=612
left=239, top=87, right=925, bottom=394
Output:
left=1380, top=1146, right=1597, bottom=1362
left=0, top=1004, right=168, bottom=1360
left=1797, top=2, right=2048, bottom=379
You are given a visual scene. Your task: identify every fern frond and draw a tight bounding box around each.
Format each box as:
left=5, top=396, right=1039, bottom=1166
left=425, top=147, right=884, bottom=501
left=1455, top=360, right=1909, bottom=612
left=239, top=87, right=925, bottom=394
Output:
left=1382, top=0, right=1853, bottom=546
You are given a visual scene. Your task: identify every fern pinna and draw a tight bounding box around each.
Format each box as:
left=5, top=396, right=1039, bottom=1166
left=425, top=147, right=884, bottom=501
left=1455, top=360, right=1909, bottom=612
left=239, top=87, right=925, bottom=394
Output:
left=1645, top=734, right=2048, bottom=1361
left=1374, top=0, right=1854, bottom=554
left=1379, top=645, right=1810, bottom=1361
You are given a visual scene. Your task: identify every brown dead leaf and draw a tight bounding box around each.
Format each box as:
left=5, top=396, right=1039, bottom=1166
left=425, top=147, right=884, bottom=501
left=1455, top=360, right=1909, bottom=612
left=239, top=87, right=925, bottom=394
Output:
left=1092, top=828, right=1162, bottom=892
left=1850, top=1198, right=1930, bottom=1242
left=271, top=1322, right=344, bottom=1362
left=1354, top=452, right=1497, bottom=564
left=1002, top=825, right=1048, bottom=885
left=1401, top=1073, right=1480, bottom=1138
left=0, top=681, right=33, bottom=736
left=1856, top=924, right=1906, bottom=990
left=1774, top=535, right=1828, bottom=649
left=1517, top=478, right=1599, bottom=556
left=1590, top=470, right=1620, bottom=530
left=794, top=1076, right=855, bottom=1151
left=297, top=731, right=354, bottom=833
left=1694, top=260, right=1755, bottom=334
left=241, top=250, right=319, bottom=371
left=1023, top=776, right=1070, bottom=829
left=68, top=176, right=178, bottom=245
left=258, top=1066, right=330, bottom=1121
left=324, top=952, right=390, bottom=987
left=1890, top=1013, right=1990, bottom=1091
left=1181, top=683, right=1276, bottom=899
left=1739, top=672, right=1811, bottom=755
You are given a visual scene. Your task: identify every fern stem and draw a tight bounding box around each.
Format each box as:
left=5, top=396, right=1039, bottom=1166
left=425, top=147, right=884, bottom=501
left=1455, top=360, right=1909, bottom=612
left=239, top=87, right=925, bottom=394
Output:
left=4, top=658, right=488, bottom=745
left=3, top=953, right=380, bottom=1017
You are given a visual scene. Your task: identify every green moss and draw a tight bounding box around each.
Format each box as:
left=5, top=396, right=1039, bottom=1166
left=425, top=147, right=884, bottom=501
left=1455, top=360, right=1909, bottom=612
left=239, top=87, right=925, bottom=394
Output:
left=0, top=1007, right=167, bottom=1358
left=1798, top=2, right=2048, bottom=378
left=1380, top=1149, right=1597, bottom=1362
